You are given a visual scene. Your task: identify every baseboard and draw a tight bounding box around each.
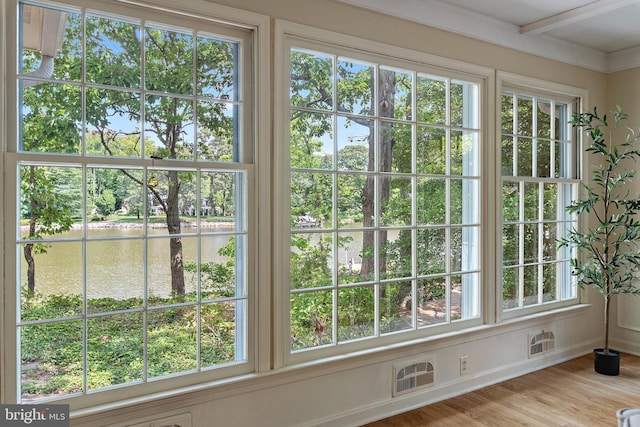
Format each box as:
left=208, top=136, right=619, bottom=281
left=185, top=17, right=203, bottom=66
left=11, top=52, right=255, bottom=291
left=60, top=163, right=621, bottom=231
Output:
left=310, top=343, right=593, bottom=427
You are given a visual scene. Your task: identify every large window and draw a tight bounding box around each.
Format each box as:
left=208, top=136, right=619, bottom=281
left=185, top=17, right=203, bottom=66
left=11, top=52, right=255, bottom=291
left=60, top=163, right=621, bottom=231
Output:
left=286, top=42, right=483, bottom=356
left=6, top=0, right=258, bottom=405
left=500, top=87, right=579, bottom=314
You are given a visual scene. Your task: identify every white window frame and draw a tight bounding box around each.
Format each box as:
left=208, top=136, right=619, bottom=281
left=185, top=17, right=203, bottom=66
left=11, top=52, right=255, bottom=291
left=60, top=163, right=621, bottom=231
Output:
left=274, top=20, right=494, bottom=367
left=497, top=72, right=585, bottom=321
left=1, top=0, right=271, bottom=410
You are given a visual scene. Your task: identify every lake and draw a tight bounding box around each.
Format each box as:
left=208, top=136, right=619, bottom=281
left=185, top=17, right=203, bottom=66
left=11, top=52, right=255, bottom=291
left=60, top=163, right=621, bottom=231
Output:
left=19, top=225, right=238, bottom=300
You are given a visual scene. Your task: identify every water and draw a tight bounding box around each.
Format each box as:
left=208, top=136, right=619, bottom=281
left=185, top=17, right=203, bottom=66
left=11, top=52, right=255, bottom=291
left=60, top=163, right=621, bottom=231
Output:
left=20, top=224, right=398, bottom=300
left=19, top=226, right=237, bottom=300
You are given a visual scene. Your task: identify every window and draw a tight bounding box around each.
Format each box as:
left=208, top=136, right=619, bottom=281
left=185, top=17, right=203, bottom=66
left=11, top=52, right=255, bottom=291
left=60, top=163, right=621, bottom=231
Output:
left=5, top=0, right=261, bottom=405
left=500, top=87, right=579, bottom=314
left=285, top=40, right=484, bottom=357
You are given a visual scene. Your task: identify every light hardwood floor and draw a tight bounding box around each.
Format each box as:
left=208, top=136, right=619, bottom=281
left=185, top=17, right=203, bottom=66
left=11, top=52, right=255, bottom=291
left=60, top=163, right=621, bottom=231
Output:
left=363, top=353, right=640, bottom=426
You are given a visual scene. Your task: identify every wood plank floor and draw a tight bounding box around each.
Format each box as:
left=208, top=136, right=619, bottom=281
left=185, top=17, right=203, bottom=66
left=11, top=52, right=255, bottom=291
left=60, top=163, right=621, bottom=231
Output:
left=363, top=353, right=640, bottom=426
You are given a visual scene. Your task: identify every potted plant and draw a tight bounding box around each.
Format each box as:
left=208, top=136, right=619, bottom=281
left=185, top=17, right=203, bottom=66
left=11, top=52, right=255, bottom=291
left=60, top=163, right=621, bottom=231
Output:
left=559, top=106, right=640, bottom=376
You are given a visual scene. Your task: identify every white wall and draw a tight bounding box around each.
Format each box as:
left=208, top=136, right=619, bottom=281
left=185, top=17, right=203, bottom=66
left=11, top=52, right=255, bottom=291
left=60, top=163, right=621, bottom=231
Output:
left=606, top=68, right=640, bottom=356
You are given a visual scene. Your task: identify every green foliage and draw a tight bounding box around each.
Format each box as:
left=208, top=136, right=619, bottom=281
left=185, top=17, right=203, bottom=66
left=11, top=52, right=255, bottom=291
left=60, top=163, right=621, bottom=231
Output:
left=20, top=293, right=236, bottom=398
left=95, top=189, right=116, bottom=216
left=558, top=106, right=640, bottom=352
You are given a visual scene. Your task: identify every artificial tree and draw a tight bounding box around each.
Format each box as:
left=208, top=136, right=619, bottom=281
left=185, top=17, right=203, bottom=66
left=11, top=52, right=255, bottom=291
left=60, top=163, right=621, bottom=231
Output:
left=559, top=106, right=640, bottom=375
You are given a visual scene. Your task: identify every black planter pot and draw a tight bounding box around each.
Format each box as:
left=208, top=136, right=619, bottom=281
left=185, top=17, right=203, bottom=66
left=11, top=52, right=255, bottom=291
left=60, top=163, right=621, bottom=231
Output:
left=593, top=348, right=620, bottom=376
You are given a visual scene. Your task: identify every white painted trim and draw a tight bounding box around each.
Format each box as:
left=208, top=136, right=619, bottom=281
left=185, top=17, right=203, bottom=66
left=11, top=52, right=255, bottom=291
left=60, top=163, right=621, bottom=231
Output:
left=336, top=0, right=618, bottom=72
left=519, top=0, right=639, bottom=35
left=0, top=0, right=7, bottom=405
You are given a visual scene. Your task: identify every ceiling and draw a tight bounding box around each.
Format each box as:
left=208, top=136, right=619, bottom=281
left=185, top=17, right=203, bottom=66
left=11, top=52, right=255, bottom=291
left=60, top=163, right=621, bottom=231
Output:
left=336, top=0, right=640, bottom=73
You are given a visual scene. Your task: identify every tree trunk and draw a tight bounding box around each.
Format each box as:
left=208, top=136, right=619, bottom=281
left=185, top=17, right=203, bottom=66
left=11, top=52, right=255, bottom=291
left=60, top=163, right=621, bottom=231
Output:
left=604, top=290, right=611, bottom=354
left=360, top=69, right=396, bottom=278
left=25, top=166, right=38, bottom=294
left=166, top=169, right=185, bottom=295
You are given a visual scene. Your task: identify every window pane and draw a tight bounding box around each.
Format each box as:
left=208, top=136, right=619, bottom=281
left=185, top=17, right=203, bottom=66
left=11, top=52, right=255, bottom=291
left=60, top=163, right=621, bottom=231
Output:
left=20, top=242, right=83, bottom=321
left=148, top=236, right=197, bottom=304
left=502, top=267, right=518, bottom=309
left=337, top=174, right=367, bottom=227
left=417, top=178, right=445, bottom=225
left=201, top=171, right=239, bottom=227
left=291, top=172, right=333, bottom=229
left=451, top=81, right=479, bottom=129
left=382, top=121, right=412, bottom=174
left=501, top=135, right=514, bottom=176
left=338, top=286, right=375, bottom=342
left=290, top=233, right=334, bottom=289
left=197, top=100, right=236, bottom=161
left=501, top=93, right=514, bottom=134
left=86, top=15, right=141, bottom=87
left=537, top=139, right=551, bottom=178
left=417, top=228, right=446, bottom=276
left=20, top=83, right=82, bottom=154
left=417, top=75, right=446, bottom=125
left=502, top=181, right=519, bottom=222
left=86, top=89, right=142, bottom=157
left=21, top=321, right=83, bottom=401
left=197, top=36, right=237, bottom=99
left=200, top=235, right=239, bottom=300
left=291, top=111, right=334, bottom=170
left=291, top=290, right=333, bottom=350
left=417, top=277, right=447, bottom=326
left=19, top=165, right=82, bottom=240
left=380, top=281, right=412, bottom=334
left=517, top=137, right=533, bottom=176
left=380, top=176, right=412, bottom=226
left=523, top=265, right=538, bottom=306
left=87, top=240, right=144, bottom=313
left=338, top=59, right=373, bottom=116
left=523, top=182, right=539, bottom=221
left=337, top=230, right=373, bottom=284
left=290, top=49, right=333, bottom=111
left=87, top=313, right=143, bottom=390
left=145, top=26, right=193, bottom=95
left=201, top=301, right=244, bottom=366
left=417, top=126, right=446, bottom=175
left=382, top=229, right=412, bottom=279
left=502, top=224, right=519, bottom=267
left=451, top=179, right=479, bottom=224
left=381, top=67, right=412, bottom=121
left=517, top=95, right=533, bottom=137
left=451, top=130, right=479, bottom=176
left=543, top=183, right=558, bottom=220
left=537, top=100, right=552, bottom=138
left=145, top=95, right=195, bottom=159
left=148, top=306, right=197, bottom=377
left=20, top=5, right=82, bottom=82
left=339, top=116, right=373, bottom=170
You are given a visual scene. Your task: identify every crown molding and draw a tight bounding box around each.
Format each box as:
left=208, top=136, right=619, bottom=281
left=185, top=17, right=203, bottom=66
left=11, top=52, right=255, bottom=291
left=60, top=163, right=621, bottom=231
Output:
left=336, top=0, right=640, bottom=73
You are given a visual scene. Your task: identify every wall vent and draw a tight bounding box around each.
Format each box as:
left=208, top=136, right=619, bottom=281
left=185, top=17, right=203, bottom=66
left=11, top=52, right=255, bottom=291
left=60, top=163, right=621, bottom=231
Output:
left=392, top=358, right=434, bottom=397
left=128, top=413, right=192, bottom=427
left=529, top=330, right=555, bottom=358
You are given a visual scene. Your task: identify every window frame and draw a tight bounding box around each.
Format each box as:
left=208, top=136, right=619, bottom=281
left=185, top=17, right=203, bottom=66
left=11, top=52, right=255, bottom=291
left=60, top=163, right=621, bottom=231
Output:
left=274, top=20, right=495, bottom=367
left=496, top=72, right=586, bottom=321
left=1, top=0, right=271, bottom=410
